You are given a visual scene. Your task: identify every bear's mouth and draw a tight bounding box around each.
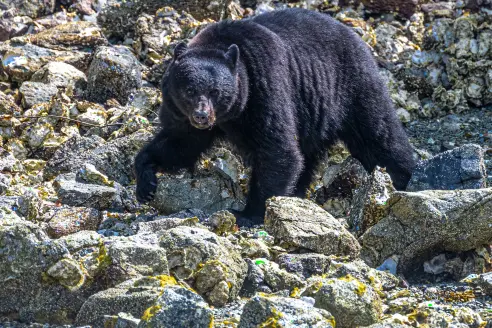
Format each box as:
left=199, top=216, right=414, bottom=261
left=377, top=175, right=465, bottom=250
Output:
left=190, top=120, right=214, bottom=129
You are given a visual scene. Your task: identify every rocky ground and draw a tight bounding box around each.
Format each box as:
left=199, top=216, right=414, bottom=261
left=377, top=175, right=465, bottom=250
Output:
left=0, top=0, right=491, bottom=327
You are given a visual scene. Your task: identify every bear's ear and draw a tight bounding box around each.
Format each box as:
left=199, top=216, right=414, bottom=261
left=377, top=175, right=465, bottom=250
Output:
left=173, top=42, right=188, bottom=60
left=225, top=44, right=239, bottom=71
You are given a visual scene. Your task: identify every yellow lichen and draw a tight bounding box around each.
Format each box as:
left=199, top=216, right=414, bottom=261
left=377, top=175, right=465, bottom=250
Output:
left=259, top=308, right=283, bottom=328
left=154, top=275, right=178, bottom=288
left=141, top=305, right=162, bottom=321
left=339, top=274, right=367, bottom=296
left=290, top=287, right=301, bottom=298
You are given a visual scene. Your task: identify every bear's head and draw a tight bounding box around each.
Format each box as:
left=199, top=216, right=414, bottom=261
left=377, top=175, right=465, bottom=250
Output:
left=166, top=42, right=240, bottom=130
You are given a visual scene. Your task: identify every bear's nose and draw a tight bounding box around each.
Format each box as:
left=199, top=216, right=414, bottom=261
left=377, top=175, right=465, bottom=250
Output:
left=192, top=110, right=209, bottom=125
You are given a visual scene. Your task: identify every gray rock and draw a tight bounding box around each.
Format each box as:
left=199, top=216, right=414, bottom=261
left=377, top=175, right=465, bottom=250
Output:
left=54, top=173, right=121, bottom=210
left=31, top=62, right=87, bottom=88
left=159, top=226, right=248, bottom=306
left=276, top=253, right=332, bottom=280
left=360, top=188, right=492, bottom=273
left=479, top=272, right=492, bottom=295
left=239, top=295, right=335, bottom=328
left=19, top=81, right=58, bottom=108
left=264, top=197, right=360, bottom=258
left=137, top=285, right=214, bottom=328
left=44, top=130, right=153, bottom=186
left=315, top=157, right=368, bottom=218
left=75, top=277, right=167, bottom=327
left=135, top=216, right=201, bottom=234
left=0, top=42, right=90, bottom=82
left=348, top=167, right=395, bottom=237
left=407, top=144, right=487, bottom=192
left=239, top=259, right=271, bottom=297
left=43, top=206, right=101, bottom=238
left=259, top=259, right=306, bottom=292
left=0, top=173, right=12, bottom=194
left=302, top=275, right=383, bottom=328
left=115, top=312, right=141, bottom=328
left=86, top=46, right=142, bottom=105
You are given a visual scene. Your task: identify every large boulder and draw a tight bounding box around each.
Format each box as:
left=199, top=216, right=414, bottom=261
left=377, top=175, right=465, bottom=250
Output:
left=361, top=188, right=492, bottom=273
left=264, top=197, right=360, bottom=258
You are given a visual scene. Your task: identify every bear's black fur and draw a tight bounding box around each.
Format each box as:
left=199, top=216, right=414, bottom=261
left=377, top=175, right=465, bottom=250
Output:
left=134, top=8, right=416, bottom=223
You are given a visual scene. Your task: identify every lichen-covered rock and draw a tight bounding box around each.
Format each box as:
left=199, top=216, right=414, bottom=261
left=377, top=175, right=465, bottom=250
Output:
left=348, top=167, right=396, bottom=237
left=256, top=259, right=306, bottom=292
left=44, top=206, right=101, bottom=238
left=264, top=197, right=360, bottom=257
left=75, top=276, right=169, bottom=327
left=134, top=216, right=201, bottom=234
left=0, top=90, right=23, bottom=116
left=208, top=210, right=237, bottom=235
left=0, top=43, right=89, bottom=82
left=239, top=295, right=335, bottom=328
left=302, top=275, right=383, bottom=328
left=19, top=81, right=58, bottom=108
left=407, top=144, right=487, bottom=191
left=20, top=21, right=107, bottom=50
left=361, top=188, right=492, bottom=272
left=31, top=62, right=87, bottom=89
left=53, top=173, right=120, bottom=210
left=159, top=226, right=247, bottom=306
left=86, top=46, right=142, bottom=105
left=276, top=253, right=332, bottom=280
left=137, top=285, right=214, bottom=328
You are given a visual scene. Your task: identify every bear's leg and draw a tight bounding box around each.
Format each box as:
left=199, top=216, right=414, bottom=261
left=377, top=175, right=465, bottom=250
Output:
left=239, top=141, right=304, bottom=223
left=134, top=129, right=215, bottom=202
left=294, top=154, right=321, bottom=198
left=340, top=105, right=415, bottom=190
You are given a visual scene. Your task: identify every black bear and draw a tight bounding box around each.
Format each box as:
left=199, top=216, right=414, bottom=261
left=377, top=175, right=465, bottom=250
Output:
left=134, top=8, right=416, bottom=223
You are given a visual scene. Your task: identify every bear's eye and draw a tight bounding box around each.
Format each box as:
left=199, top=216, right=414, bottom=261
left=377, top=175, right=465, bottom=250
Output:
left=210, top=89, right=220, bottom=98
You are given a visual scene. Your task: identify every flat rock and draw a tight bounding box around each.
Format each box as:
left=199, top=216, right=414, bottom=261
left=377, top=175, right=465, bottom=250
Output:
left=137, top=285, right=214, bottom=328
left=264, top=197, right=360, bottom=258
left=407, top=144, right=487, bottom=192
left=239, top=295, right=335, bottom=328
left=19, top=81, right=58, bottom=108
left=360, top=188, right=492, bottom=273
left=159, top=226, right=248, bottom=307
left=31, top=62, right=87, bottom=88
left=44, top=206, right=101, bottom=238
left=86, top=45, right=142, bottom=105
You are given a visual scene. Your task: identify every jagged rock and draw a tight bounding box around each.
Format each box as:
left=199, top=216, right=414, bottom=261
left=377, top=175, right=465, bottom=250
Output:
left=276, top=253, right=332, bottom=280
left=31, top=62, right=87, bottom=89
left=19, top=81, right=58, bottom=108
left=407, top=144, right=487, bottom=191
left=302, top=275, right=383, bottom=328
left=54, top=173, right=121, bottom=210
left=86, top=46, right=142, bottom=105
left=0, top=43, right=90, bottom=82
left=239, top=295, right=335, bottom=328
left=137, top=286, right=214, bottom=328
left=348, top=167, right=395, bottom=237
left=44, top=130, right=153, bottom=186
left=257, top=259, right=306, bottom=292
left=315, top=157, right=368, bottom=218
left=18, top=21, right=107, bottom=50
left=44, top=206, right=101, bottom=238
left=159, top=226, right=247, bottom=306
left=75, top=276, right=170, bottom=327
left=240, top=259, right=271, bottom=297
left=0, top=14, right=32, bottom=42
left=360, top=188, right=492, bottom=273
left=0, top=90, right=23, bottom=116
left=264, top=197, right=360, bottom=257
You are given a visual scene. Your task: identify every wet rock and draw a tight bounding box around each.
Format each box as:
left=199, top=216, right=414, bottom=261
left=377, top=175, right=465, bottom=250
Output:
left=86, top=45, right=142, bottom=105
left=0, top=0, right=56, bottom=18
left=348, top=167, right=395, bottom=237
left=137, top=285, right=214, bottom=328
left=44, top=130, right=153, bottom=186
left=19, top=81, right=58, bottom=108
left=44, top=206, right=101, bottom=238
left=361, top=188, right=492, bottom=273
left=97, top=0, right=231, bottom=39
left=315, top=157, right=368, bottom=218
left=276, top=253, right=332, bottom=280
left=53, top=173, right=121, bottom=210
left=0, top=43, right=90, bottom=82
left=31, top=62, right=87, bottom=89
left=75, top=276, right=168, bottom=327
left=239, top=295, right=335, bottom=328
left=21, top=21, right=107, bottom=50
left=159, top=226, right=247, bottom=306
left=302, top=274, right=383, bottom=328
left=264, top=197, right=360, bottom=257
left=407, top=144, right=487, bottom=191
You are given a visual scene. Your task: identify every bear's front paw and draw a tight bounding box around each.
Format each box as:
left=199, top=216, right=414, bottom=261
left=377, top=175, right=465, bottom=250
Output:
left=136, top=170, right=158, bottom=203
